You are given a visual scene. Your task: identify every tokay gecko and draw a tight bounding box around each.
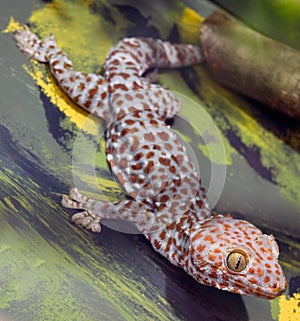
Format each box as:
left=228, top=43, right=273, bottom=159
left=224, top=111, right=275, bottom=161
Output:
left=14, top=25, right=286, bottom=299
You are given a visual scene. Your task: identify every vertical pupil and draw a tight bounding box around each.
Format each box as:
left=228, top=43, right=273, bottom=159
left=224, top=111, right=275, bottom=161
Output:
left=235, top=255, right=242, bottom=270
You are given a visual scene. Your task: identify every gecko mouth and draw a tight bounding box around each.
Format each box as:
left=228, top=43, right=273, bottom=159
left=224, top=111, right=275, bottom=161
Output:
left=232, top=277, right=287, bottom=299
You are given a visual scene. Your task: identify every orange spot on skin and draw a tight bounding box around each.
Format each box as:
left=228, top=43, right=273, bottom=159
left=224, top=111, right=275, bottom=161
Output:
left=129, top=174, right=138, bottom=183
left=169, top=166, right=177, bottom=174
left=73, top=95, right=80, bottom=103
left=249, top=267, right=255, bottom=274
left=260, top=247, right=267, bottom=253
left=165, top=237, right=173, bottom=253
left=157, top=131, right=169, bottom=141
left=116, top=173, right=126, bottom=185
left=255, top=258, right=262, bottom=265
left=209, top=271, right=217, bottom=279
left=125, top=93, right=133, bottom=100
left=54, top=68, right=64, bottom=74
left=160, top=194, right=170, bottom=203
left=79, top=82, right=86, bottom=91
left=249, top=277, right=258, bottom=285
left=197, top=244, right=206, bottom=252
left=133, top=152, right=143, bottom=161
left=63, top=62, right=72, bottom=69
left=211, top=281, right=217, bottom=287
left=164, top=143, right=173, bottom=150
left=257, top=268, right=264, bottom=277
left=144, top=160, right=154, bottom=174
left=120, top=72, right=130, bottom=80
left=121, top=128, right=130, bottom=136
left=146, top=151, right=155, bottom=159
left=208, top=254, right=216, bottom=261
left=119, top=141, right=129, bottom=154
left=144, top=133, right=155, bottom=142
left=125, top=119, right=135, bottom=125
left=130, top=136, right=139, bottom=152
left=84, top=100, right=92, bottom=108
left=118, top=158, right=127, bottom=168
left=131, top=163, right=142, bottom=170
left=149, top=119, right=158, bottom=126
left=220, top=281, right=229, bottom=288
left=159, top=230, right=166, bottom=241
left=158, top=157, right=171, bottom=166
left=204, top=235, right=214, bottom=243
left=88, top=87, right=98, bottom=99
left=234, top=221, right=243, bottom=227
left=114, top=83, right=128, bottom=91
left=153, top=239, right=161, bottom=251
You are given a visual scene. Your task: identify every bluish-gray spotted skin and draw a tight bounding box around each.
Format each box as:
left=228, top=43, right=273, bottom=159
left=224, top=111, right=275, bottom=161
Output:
left=14, top=26, right=286, bottom=298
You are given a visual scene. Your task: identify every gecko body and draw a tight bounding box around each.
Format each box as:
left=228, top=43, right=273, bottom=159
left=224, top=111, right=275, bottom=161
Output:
left=14, top=26, right=286, bottom=298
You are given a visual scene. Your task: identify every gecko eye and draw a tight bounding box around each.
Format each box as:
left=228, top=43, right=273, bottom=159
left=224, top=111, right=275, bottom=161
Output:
left=226, top=251, right=248, bottom=272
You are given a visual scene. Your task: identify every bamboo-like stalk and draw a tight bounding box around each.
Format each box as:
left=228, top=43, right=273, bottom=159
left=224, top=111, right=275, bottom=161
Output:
left=200, top=11, right=300, bottom=120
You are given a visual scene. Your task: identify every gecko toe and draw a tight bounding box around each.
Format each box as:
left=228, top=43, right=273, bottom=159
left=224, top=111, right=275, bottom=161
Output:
left=69, top=187, right=88, bottom=203
left=90, top=222, right=101, bottom=233
left=71, top=211, right=102, bottom=233
left=14, top=27, right=36, bottom=52
left=61, top=194, right=74, bottom=208
left=71, top=211, right=88, bottom=223
left=81, top=216, right=94, bottom=227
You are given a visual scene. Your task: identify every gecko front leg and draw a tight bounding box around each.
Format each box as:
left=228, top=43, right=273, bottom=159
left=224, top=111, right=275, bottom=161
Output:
left=61, top=188, right=103, bottom=232
left=62, top=188, right=159, bottom=233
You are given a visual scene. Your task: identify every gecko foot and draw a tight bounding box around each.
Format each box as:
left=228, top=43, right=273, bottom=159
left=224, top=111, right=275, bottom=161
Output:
left=72, top=211, right=102, bottom=233
left=14, top=26, right=55, bottom=62
left=61, top=189, right=102, bottom=233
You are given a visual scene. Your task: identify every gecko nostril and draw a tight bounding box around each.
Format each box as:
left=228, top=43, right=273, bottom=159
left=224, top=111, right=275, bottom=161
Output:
left=271, top=283, right=278, bottom=289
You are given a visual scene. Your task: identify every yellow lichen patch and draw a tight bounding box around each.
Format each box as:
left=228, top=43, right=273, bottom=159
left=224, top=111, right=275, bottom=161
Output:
left=192, top=51, right=300, bottom=209
left=178, top=7, right=204, bottom=44
left=2, top=17, right=23, bottom=33
left=278, top=293, right=300, bottom=321
left=24, top=62, right=100, bottom=136
left=228, top=102, right=300, bottom=210
left=3, top=196, right=17, bottom=212
left=4, top=0, right=126, bottom=135
left=71, top=170, right=121, bottom=200
left=28, top=0, right=115, bottom=71
left=24, top=0, right=113, bottom=134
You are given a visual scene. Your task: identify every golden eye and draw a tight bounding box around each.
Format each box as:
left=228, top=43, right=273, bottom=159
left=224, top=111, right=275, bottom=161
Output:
left=226, top=251, right=247, bottom=272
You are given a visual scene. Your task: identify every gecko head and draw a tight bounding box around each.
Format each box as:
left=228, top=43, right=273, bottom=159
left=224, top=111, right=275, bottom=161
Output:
left=188, top=215, right=286, bottom=299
